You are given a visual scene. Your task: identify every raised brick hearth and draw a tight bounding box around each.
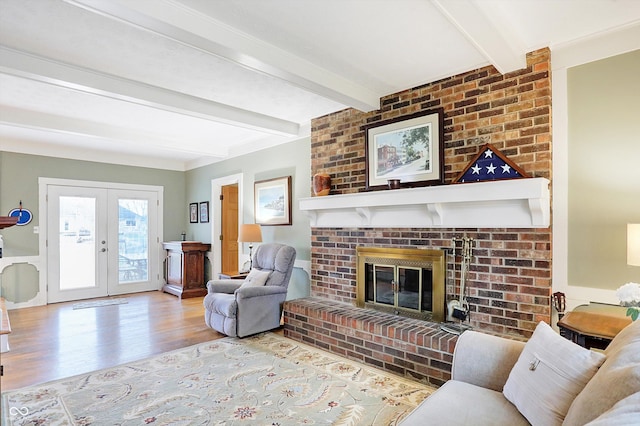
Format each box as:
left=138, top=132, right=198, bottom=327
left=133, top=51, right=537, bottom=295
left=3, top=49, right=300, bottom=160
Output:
left=283, top=48, right=551, bottom=384
left=283, top=297, right=457, bottom=386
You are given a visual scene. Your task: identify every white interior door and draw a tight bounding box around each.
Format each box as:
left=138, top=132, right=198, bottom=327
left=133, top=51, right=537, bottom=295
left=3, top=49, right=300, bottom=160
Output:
left=47, top=184, right=160, bottom=303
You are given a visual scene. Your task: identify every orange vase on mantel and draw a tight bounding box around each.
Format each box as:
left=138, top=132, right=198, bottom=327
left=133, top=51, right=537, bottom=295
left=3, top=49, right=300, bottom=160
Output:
left=313, top=173, right=331, bottom=196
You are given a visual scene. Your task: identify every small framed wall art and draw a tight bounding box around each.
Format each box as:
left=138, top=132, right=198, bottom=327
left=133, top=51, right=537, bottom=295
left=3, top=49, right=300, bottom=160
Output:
left=199, top=201, right=209, bottom=223
left=189, top=203, right=198, bottom=223
left=254, top=176, right=292, bottom=226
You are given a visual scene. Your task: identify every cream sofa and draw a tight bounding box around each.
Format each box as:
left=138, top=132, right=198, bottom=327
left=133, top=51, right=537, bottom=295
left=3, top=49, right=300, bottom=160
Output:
left=401, top=319, right=640, bottom=425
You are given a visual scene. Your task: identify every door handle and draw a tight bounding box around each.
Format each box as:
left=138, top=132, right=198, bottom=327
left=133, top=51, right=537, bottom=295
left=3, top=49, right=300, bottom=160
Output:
left=101, top=248, right=106, bottom=252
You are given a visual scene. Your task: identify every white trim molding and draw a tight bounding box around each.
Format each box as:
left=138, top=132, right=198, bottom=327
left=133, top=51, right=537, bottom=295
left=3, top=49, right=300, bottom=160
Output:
left=300, top=178, right=550, bottom=229
left=551, top=24, right=640, bottom=310
left=0, top=256, right=44, bottom=309
left=210, top=173, right=244, bottom=280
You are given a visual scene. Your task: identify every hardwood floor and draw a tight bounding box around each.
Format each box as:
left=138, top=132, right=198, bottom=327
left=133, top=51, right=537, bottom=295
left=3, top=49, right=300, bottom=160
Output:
left=0, top=291, right=227, bottom=391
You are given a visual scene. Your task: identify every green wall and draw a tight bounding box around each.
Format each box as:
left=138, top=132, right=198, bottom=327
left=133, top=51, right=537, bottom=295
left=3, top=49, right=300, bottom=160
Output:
left=0, top=152, right=186, bottom=256
left=186, top=137, right=312, bottom=300
left=0, top=135, right=312, bottom=303
left=185, top=137, right=312, bottom=261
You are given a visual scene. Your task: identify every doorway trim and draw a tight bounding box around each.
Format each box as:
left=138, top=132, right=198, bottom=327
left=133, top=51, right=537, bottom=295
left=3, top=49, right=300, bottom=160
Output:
left=39, top=178, right=164, bottom=304
left=211, top=173, right=244, bottom=279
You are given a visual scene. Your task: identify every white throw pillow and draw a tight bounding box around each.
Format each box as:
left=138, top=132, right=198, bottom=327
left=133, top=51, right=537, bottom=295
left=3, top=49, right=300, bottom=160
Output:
left=240, top=268, right=271, bottom=288
left=503, top=321, right=606, bottom=426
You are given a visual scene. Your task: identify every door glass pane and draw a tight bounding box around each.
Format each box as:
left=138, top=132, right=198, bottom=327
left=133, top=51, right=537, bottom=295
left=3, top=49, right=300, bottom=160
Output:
left=374, top=265, right=395, bottom=305
left=421, top=268, right=433, bottom=311
left=398, top=267, right=420, bottom=310
left=118, top=199, right=148, bottom=283
left=59, top=196, right=96, bottom=290
left=365, top=263, right=374, bottom=302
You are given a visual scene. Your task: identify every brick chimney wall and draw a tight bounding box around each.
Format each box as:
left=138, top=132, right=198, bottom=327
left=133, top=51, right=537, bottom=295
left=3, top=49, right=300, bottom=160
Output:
left=307, top=48, right=552, bottom=339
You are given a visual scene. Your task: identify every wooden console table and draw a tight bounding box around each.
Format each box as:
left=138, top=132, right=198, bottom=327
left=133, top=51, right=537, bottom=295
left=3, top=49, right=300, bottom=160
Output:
left=162, top=241, right=211, bottom=299
left=558, top=303, right=631, bottom=350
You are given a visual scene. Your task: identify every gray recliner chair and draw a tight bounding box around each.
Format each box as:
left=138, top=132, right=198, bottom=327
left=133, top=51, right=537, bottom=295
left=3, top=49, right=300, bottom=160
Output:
left=203, top=243, right=296, bottom=337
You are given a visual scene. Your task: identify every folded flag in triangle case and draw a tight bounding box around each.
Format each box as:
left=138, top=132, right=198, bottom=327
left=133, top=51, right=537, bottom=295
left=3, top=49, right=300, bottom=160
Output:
left=454, top=143, right=529, bottom=183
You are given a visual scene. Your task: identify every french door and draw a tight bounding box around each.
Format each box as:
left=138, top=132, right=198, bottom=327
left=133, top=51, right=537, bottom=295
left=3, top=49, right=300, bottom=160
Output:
left=47, top=183, right=161, bottom=303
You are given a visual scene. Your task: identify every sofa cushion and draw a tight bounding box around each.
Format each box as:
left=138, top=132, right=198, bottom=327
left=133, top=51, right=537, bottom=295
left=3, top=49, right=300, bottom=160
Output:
left=503, top=321, right=606, bottom=426
left=451, top=330, right=525, bottom=391
left=563, top=319, right=640, bottom=425
left=240, top=268, right=271, bottom=287
left=583, top=392, right=640, bottom=426
left=400, top=380, right=529, bottom=426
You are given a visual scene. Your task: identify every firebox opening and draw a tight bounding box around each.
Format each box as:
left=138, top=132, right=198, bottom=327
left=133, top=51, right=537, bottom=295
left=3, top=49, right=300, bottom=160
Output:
left=356, top=247, right=445, bottom=322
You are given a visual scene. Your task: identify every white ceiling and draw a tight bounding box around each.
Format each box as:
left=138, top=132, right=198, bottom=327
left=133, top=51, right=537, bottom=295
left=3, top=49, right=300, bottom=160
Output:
left=0, top=0, right=639, bottom=171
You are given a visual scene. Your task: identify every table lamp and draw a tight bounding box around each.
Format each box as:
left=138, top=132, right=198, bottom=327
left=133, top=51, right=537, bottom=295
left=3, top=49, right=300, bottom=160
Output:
left=238, top=224, right=262, bottom=270
left=628, top=224, right=640, bottom=266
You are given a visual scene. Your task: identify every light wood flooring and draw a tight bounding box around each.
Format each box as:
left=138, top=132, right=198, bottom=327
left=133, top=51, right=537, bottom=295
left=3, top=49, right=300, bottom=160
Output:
left=0, top=291, right=230, bottom=392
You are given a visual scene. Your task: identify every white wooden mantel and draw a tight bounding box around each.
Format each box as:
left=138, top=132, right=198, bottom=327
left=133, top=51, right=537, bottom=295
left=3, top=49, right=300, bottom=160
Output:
left=299, top=178, right=550, bottom=229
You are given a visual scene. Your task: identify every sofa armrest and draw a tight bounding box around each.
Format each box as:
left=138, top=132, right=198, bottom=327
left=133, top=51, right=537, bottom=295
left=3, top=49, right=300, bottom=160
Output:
left=206, top=279, right=242, bottom=294
left=452, top=330, right=526, bottom=392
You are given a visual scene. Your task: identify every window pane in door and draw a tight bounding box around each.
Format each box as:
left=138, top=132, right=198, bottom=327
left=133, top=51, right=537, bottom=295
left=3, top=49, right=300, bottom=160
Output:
left=59, top=196, right=96, bottom=290
left=118, top=199, right=148, bottom=283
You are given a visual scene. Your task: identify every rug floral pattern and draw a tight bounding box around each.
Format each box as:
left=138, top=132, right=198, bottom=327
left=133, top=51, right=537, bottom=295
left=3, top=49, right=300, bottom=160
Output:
left=2, top=333, right=434, bottom=425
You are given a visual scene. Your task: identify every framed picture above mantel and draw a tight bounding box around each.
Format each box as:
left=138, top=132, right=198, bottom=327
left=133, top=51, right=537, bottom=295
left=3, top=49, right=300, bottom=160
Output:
left=364, top=108, right=444, bottom=191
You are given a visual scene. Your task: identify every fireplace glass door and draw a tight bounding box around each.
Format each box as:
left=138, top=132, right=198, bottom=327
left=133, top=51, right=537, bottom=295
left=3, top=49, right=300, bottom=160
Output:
left=369, top=265, right=394, bottom=305
left=357, top=247, right=445, bottom=322
left=398, top=267, right=423, bottom=311
left=365, top=264, right=433, bottom=314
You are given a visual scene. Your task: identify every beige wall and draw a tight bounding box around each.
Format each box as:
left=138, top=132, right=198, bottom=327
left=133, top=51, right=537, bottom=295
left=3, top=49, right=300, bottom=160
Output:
left=568, top=50, right=640, bottom=290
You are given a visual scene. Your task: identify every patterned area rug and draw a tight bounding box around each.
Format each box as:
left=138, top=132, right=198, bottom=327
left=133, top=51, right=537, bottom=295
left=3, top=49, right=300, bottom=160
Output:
left=1, top=333, right=434, bottom=425
left=72, top=298, right=128, bottom=309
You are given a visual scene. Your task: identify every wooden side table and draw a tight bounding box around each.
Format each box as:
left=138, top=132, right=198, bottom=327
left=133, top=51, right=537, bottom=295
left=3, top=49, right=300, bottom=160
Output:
left=162, top=241, right=211, bottom=299
left=218, top=271, right=249, bottom=280
left=558, top=303, right=632, bottom=350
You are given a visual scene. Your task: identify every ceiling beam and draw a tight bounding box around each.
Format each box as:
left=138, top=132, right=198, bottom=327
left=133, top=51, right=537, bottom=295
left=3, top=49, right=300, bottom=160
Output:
left=0, top=134, right=191, bottom=171
left=431, top=0, right=526, bottom=74
left=64, top=0, right=381, bottom=112
left=0, top=106, right=229, bottom=158
left=0, top=46, right=299, bottom=136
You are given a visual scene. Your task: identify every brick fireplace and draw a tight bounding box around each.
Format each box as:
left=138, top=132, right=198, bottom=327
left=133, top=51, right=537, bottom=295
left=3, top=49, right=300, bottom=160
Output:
left=283, top=48, right=552, bottom=386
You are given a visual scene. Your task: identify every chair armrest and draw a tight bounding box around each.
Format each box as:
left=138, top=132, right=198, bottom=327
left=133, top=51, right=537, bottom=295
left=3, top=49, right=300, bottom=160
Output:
left=234, top=286, right=288, bottom=337
left=206, top=280, right=242, bottom=294
left=452, top=330, right=526, bottom=392
left=235, top=285, right=287, bottom=300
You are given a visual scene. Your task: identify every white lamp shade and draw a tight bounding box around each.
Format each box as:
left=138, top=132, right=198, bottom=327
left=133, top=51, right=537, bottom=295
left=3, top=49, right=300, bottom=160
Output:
left=628, top=223, right=640, bottom=266
left=238, top=224, right=263, bottom=243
